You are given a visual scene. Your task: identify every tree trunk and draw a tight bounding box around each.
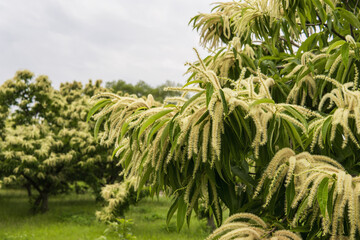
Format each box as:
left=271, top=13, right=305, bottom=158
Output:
left=39, top=192, right=49, bottom=213
left=24, top=183, right=32, bottom=197
left=33, top=192, right=49, bottom=213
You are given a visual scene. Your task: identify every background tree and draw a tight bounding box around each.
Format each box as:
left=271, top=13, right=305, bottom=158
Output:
left=89, top=0, right=360, bottom=239
left=0, top=72, right=120, bottom=212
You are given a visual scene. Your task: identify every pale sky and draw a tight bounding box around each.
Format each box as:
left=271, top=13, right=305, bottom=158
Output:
left=0, top=0, right=215, bottom=88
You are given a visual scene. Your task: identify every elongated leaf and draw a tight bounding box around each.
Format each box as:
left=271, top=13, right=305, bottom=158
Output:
left=296, top=33, right=319, bottom=57
left=317, top=177, right=329, bottom=217
left=183, top=79, right=203, bottom=88
left=195, top=110, right=209, bottom=126
left=181, top=91, right=205, bottom=113
left=284, top=105, right=308, bottom=129
left=94, top=115, right=106, bottom=140
left=231, top=166, right=256, bottom=186
left=323, top=0, right=335, bottom=9
left=338, top=8, right=360, bottom=29
left=284, top=119, right=305, bottom=150
left=250, top=98, right=275, bottom=108
left=166, top=198, right=179, bottom=226
left=341, top=43, right=349, bottom=68
left=120, top=122, right=129, bottom=140
left=177, top=197, right=187, bottom=232
left=286, top=177, right=295, bottom=215
left=87, top=99, right=112, bottom=122
left=294, top=197, right=309, bottom=223
left=138, top=109, right=173, bottom=138
left=218, top=89, right=228, bottom=115
left=327, top=40, right=346, bottom=54
left=327, top=181, right=335, bottom=220
left=206, top=84, right=214, bottom=106
left=312, top=0, right=326, bottom=22
left=321, top=116, right=332, bottom=145
left=147, top=119, right=169, bottom=144
left=111, top=144, right=124, bottom=159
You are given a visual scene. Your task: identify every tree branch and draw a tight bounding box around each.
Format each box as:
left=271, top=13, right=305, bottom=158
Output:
left=316, top=11, right=347, bottom=40
left=279, top=36, right=300, bottom=48
left=298, top=22, right=346, bottom=40
left=22, top=174, right=42, bottom=194
left=345, top=0, right=355, bottom=38
left=355, top=0, right=360, bottom=14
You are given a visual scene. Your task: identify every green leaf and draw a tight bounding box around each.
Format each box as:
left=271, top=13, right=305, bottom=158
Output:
left=240, top=53, right=256, bottom=70
left=111, top=144, right=124, bottom=159
left=218, top=89, right=228, bottom=115
left=166, top=198, right=179, bottom=227
left=325, top=50, right=341, bottom=71
left=250, top=98, right=275, bottom=108
left=323, top=0, right=335, bottom=9
left=283, top=105, right=308, bottom=129
left=206, top=84, right=214, bottom=106
left=181, top=91, right=205, bottom=113
left=327, top=181, right=335, bottom=220
left=231, top=166, right=256, bottom=186
left=195, top=111, right=209, bottom=126
left=312, top=0, right=326, bottom=22
left=327, top=40, right=346, bottom=54
left=317, top=177, right=329, bottom=217
left=296, top=33, right=319, bottom=57
left=338, top=8, right=360, bottom=29
left=284, top=119, right=305, bottom=150
left=321, top=116, right=332, bottom=145
left=120, top=122, right=129, bottom=140
left=286, top=177, right=295, bottom=215
left=138, top=109, right=173, bottom=138
left=94, top=115, right=105, bottom=140
left=183, top=79, right=203, bottom=88
left=147, top=119, right=169, bottom=145
left=341, top=43, right=349, bottom=68
left=294, top=197, right=309, bottom=223
left=87, top=99, right=112, bottom=122
left=177, top=196, right=187, bottom=232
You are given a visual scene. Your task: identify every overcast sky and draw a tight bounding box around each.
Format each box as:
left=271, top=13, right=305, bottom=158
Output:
left=0, top=0, right=215, bottom=88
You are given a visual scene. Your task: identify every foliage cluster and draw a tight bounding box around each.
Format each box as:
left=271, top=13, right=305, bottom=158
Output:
left=89, top=0, right=360, bottom=239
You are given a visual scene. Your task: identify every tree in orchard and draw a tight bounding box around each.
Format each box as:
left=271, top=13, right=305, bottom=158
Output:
left=89, top=0, right=360, bottom=239
left=0, top=71, right=119, bottom=212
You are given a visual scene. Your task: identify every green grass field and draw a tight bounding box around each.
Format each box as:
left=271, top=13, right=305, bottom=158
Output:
left=0, top=189, right=209, bottom=240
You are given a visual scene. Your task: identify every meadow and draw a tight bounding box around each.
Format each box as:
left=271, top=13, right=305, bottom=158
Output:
left=0, top=189, right=209, bottom=240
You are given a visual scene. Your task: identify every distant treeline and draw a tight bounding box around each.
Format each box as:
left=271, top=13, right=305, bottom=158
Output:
left=106, top=79, right=181, bottom=101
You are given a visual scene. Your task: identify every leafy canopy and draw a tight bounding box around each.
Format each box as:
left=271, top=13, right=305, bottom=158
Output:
left=89, top=0, right=360, bottom=239
left=0, top=72, right=118, bottom=212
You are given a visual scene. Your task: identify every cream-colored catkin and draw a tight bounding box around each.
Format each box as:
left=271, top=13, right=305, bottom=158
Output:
left=202, top=121, right=210, bottom=163
left=291, top=173, right=318, bottom=209
left=264, top=164, right=288, bottom=207
left=329, top=54, right=342, bottom=76
left=211, top=101, right=223, bottom=159
left=307, top=176, right=325, bottom=208
left=345, top=175, right=356, bottom=239
left=331, top=193, right=344, bottom=238
left=285, top=156, right=296, bottom=187
left=354, top=65, right=359, bottom=90
left=184, top=178, right=194, bottom=205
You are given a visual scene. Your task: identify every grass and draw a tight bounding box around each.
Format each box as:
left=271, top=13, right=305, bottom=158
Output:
left=0, top=189, right=209, bottom=240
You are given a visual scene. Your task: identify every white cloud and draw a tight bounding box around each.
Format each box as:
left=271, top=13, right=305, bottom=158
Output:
left=0, top=0, right=214, bottom=88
